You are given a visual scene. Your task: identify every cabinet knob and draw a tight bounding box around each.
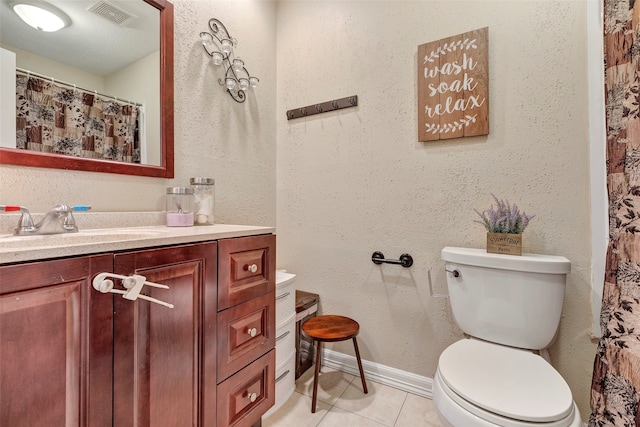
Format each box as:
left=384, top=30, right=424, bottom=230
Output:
left=246, top=263, right=258, bottom=273
left=247, top=327, right=257, bottom=337
left=248, top=392, right=257, bottom=403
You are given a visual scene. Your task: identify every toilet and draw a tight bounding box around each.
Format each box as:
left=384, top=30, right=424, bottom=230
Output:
left=433, top=247, right=582, bottom=427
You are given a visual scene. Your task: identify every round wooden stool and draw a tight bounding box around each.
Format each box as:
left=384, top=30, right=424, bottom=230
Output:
left=301, top=314, right=368, bottom=413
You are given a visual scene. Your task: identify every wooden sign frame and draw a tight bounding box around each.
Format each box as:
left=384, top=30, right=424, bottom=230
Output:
left=418, top=27, right=489, bottom=141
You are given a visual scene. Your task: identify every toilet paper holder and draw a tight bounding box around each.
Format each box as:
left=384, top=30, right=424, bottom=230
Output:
left=371, top=251, right=413, bottom=268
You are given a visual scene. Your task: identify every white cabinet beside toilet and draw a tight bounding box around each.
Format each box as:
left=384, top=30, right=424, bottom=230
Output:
left=264, top=271, right=296, bottom=418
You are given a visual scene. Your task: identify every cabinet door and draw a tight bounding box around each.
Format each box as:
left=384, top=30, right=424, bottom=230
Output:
left=113, top=242, right=217, bottom=427
left=0, top=255, right=114, bottom=427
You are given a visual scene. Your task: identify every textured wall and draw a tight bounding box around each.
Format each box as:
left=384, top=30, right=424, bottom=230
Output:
left=0, top=0, right=277, bottom=227
left=275, top=0, right=595, bottom=419
left=0, top=0, right=597, bottom=419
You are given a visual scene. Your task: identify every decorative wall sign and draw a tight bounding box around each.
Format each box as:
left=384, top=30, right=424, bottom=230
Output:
left=418, top=27, right=489, bottom=141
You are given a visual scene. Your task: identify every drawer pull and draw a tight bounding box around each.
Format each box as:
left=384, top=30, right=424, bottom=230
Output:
left=247, top=327, right=258, bottom=337
left=276, top=370, right=290, bottom=383
left=248, top=392, right=258, bottom=402
left=276, top=291, right=290, bottom=301
left=276, top=330, right=290, bottom=341
left=245, top=264, right=258, bottom=273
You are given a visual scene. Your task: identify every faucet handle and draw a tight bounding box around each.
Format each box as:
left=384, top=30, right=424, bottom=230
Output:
left=0, top=205, right=22, bottom=213
left=56, top=206, right=78, bottom=231
left=1, top=205, right=35, bottom=232
left=63, top=212, right=77, bottom=230
left=64, top=205, right=91, bottom=231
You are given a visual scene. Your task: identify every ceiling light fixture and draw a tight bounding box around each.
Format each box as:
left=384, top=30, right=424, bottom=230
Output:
left=11, top=1, right=71, bottom=32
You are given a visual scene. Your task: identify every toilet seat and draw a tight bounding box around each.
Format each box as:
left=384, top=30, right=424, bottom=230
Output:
left=434, top=369, right=579, bottom=427
left=437, top=339, right=574, bottom=425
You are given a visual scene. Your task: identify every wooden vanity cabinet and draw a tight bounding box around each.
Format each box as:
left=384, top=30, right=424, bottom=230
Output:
left=0, top=255, right=114, bottom=427
left=0, top=233, right=276, bottom=427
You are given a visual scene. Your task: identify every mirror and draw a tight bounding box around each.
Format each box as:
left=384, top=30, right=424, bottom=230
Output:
left=0, top=0, right=174, bottom=178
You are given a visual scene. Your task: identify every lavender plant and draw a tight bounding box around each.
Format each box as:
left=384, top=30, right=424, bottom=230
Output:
left=474, top=194, right=535, bottom=234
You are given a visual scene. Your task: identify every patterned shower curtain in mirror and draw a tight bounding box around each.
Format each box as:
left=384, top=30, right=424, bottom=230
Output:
left=590, top=0, right=640, bottom=425
left=16, top=74, right=141, bottom=163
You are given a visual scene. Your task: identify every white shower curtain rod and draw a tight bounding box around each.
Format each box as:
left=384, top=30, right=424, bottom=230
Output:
left=16, top=67, right=143, bottom=107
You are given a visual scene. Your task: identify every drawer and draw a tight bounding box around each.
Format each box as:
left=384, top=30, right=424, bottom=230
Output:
left=217, top=350, right=275, bottom=427
left=275, top=286, right=295, bottom=326
left=218, top=234, right=276, bottom=310
left=217, top=292, right=275, bottom=382
left=274, top=350, right=296, bottom=405
left=264, top=349, right=296, bottom=419
left=275, top=313, right=296, bottom=361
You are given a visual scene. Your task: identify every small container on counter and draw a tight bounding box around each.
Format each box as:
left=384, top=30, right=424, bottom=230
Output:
left=190, top=177, right=215, bottom=225
left=166, top=187, right=194, bottom=227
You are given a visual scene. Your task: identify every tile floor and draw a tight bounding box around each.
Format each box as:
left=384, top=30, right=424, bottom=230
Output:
left=264, top=367, right=443, bottom=427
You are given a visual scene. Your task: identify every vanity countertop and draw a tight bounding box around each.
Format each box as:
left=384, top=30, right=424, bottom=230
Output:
left=0, top=223, right=275, bottom=265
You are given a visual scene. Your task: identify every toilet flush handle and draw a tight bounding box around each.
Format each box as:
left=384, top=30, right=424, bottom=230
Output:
left=445, top=266, right=461, bottom=278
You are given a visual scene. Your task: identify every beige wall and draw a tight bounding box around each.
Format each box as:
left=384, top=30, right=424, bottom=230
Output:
left=0, top=0, right=278, bottom=226
left=0, top=0, right=597, bottom=420
left=275, top=0, right=595, bottom=420
left=2, top=43, right=106, bottom=91
left=105, top=51, right=161, bottom=165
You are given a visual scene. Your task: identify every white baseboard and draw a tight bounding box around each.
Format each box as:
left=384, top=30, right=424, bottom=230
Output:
left=320, top=348, right=434, bottom=399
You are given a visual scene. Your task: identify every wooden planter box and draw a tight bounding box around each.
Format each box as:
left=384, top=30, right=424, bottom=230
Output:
left=486, top=233, right=522, bottom=256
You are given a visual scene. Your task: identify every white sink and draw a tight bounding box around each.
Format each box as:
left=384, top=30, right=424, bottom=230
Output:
left=0, top=228, right=166, bottom=249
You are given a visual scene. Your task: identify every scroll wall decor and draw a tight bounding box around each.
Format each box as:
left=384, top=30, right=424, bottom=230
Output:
left=418, top=27, right=489, bottom=141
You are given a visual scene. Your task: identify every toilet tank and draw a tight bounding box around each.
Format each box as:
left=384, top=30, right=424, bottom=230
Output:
left=441, top=247, right=571, bottom=350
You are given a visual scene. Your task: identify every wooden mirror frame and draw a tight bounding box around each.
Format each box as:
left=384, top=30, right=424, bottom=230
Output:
left=0, top=0, right=174, bottom=178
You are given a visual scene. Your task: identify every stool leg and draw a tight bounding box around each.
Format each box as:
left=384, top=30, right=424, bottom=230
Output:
left=311, top=340, right=322, bottom=413
left=352, top=337, right=368, bottom=394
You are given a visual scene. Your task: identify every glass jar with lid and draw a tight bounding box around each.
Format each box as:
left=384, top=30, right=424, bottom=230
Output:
left=190, top=177, right=215, bottom=225
left=166, top=187, right=194, bottom=227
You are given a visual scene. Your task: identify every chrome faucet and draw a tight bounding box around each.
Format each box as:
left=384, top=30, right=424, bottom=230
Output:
left=0, top=205, right=80, bottom=235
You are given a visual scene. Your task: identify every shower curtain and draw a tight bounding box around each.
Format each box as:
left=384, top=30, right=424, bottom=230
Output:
left=590, top=0, right=640, bottom=425
left=15, top=74, right=141, bottom=163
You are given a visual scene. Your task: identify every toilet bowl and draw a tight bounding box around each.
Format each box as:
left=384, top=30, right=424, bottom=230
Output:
left=434, top=248, right=582, bottom=427
left=433, top=339, right=582, bottom=427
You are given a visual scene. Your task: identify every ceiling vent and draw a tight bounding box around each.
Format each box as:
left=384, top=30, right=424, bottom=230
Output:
left=87, top=0, right=136, bottom=26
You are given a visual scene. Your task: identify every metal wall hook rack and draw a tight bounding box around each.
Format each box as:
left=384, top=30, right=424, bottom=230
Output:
left=286, top=95, right=358, bottom=120
left=371, top=251, right=413, bottom=268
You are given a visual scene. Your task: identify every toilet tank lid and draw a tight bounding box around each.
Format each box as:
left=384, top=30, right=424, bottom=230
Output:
left=442, top=247, right=571, bottom=274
